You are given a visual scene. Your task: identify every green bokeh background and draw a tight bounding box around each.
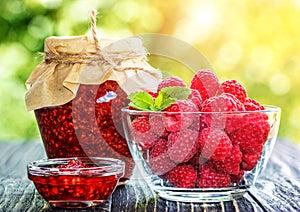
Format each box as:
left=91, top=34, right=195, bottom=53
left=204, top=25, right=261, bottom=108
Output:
left=0, top=0, right=299, bottom=143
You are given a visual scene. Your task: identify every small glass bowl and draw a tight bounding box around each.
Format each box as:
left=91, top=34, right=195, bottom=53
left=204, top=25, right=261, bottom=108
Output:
left=122, top=106, right=281, bottom=202
left=27, top=157, right=124, bottom=208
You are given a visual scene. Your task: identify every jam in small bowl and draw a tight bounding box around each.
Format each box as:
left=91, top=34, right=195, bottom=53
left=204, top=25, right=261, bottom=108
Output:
left=27, top=157, right=124, bottom=208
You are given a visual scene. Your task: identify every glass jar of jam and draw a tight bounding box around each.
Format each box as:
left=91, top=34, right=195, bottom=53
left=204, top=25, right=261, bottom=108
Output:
left=25, top=36, right=161, bottom=182
left=34, top=81, right=133, bottom=182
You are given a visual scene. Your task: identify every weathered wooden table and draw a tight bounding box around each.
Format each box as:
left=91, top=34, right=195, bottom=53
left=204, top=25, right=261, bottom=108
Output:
left=0, top=138, right=299, bottom=212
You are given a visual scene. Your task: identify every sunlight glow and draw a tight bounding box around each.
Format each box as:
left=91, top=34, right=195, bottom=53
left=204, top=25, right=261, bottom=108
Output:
left=292, top=0, right=300, bottom=9
left=38, top=0, right=62, bottom=9
left=217, top=41, right=243, bottom=70
left=289, top=105, right=300, bottom=130
left=174, top=2, right=220, bottom=43
left=269, top=73, right=291, bottom=95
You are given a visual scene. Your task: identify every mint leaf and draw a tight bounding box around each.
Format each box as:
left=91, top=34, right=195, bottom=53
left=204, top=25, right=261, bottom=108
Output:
left=128, top=92, right=154, bottom=110
left=128, top=102, right=152, bottom=111
left=153, top=91, right=164, bottom=109
left=160, top=86, right=191, bottom=100
left=153, top=91, right=176, bottom=110
left=127, top=87, right=191, bottom=111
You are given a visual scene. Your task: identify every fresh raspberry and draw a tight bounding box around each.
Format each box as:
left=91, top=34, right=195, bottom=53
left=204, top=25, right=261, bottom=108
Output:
left=230, top=124, right=264, bottom=154
left=149, top=115, right=166, bottom=137
left=190, top=70, right=220, bottom=101
left=241, top=152, right=262, bottom=171
left=242, top=113, right=269, bottom=140
left=149, top=139, right=168, bottom=158
left=208, top=145, right=242, bottom=175
left=217, top=80, right=247, bottom=103
left=187, top=150, right=202, bottom=166
left=235, top=97, right=246, bottom=111
left=241, top=136, right=264, bottom=154
left=149, top=139, right=175, bottom=175
left=159, top=129, right=170, bottom=139
left=157, top=76, right=186, bottom=92
left=202, top=93, right=244, bottom=113
left=198, top=164, right=231, bottom=188
left=224, top=114, right=244, bottom=134
left=167, top=129, right=198, bottom=163
left=132, top=116, right=151, bottom=133
left=164, top=116, right=181, bottom=132
left=133, top=130, right=157, bottom=150
left=167, top=164, right=198, bottom=188
left=229, top=113, right=270, bottom=154
left=189, top=89, right=203, bottom=110
left=226, top=145, right=242, bottom=174
left=223, top=97, right=246, bottom=133
left=199, top=128, right=233, bottom=161
left=128, top=106, right=138, bottom=110
left=230, top=170, right=245, bottom=183
left=243, top=97, right=265, bottom=111
left=131, top=116, right=158, bottom=150
left=165, top=99, right=199, bottom=113
left=164, top=99, right=198, bottom=132
left=199, top=115, right=208, bottom=131
left=148, top=91, right=158, bottom=98
left=201, top=93, right=245, bottom=130
left=188, top=115, right=206, bottom=132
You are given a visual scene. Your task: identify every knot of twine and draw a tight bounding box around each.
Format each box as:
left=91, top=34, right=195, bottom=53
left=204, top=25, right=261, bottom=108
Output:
left=45, top=9, right=104, bottom=64
left=44, top=8, right=148, bottom=76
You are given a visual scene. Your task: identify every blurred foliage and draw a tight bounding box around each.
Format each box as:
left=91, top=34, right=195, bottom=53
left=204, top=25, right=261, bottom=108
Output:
left=0, top=0, right=300, bottom=143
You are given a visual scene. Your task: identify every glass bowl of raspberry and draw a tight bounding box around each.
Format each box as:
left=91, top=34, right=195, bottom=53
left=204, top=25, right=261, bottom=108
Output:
left=27, top=157, right=124, bottom=208
left=121, top=71, right=281, bottom=202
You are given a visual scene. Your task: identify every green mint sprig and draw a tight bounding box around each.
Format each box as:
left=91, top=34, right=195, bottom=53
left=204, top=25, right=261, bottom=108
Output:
left=128, top=86, right=191, bottom=111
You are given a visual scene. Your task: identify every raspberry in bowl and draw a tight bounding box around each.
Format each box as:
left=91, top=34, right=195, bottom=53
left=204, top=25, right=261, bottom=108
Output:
left=27, top=157, right=124, bottom=208
left=121, top=70, right=281, bottom=202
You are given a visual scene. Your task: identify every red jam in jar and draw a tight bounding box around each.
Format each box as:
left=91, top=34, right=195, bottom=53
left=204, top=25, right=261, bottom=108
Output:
left=34, top=81, right=133, bottom=181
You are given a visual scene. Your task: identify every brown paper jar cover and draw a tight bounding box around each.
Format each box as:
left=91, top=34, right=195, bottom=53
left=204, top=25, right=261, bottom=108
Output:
left=25, top=35, right=161, bottom=111
left=25, top=35, right=162, bottom=181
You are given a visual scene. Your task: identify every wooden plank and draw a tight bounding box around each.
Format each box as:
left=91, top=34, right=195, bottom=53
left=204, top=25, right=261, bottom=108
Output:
left=249, top=138, right=300, bottom=212
left=111, top=178, right=265, bottom=212
left=0, top=141, right=46, bottom=177
left=0, top=139, right=299, bottom=211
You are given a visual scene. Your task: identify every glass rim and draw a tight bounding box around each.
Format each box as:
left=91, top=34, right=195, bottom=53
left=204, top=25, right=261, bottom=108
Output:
left=27, top=157, right=125, bottom=176
left=121, top=105, right=281, bottom=115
